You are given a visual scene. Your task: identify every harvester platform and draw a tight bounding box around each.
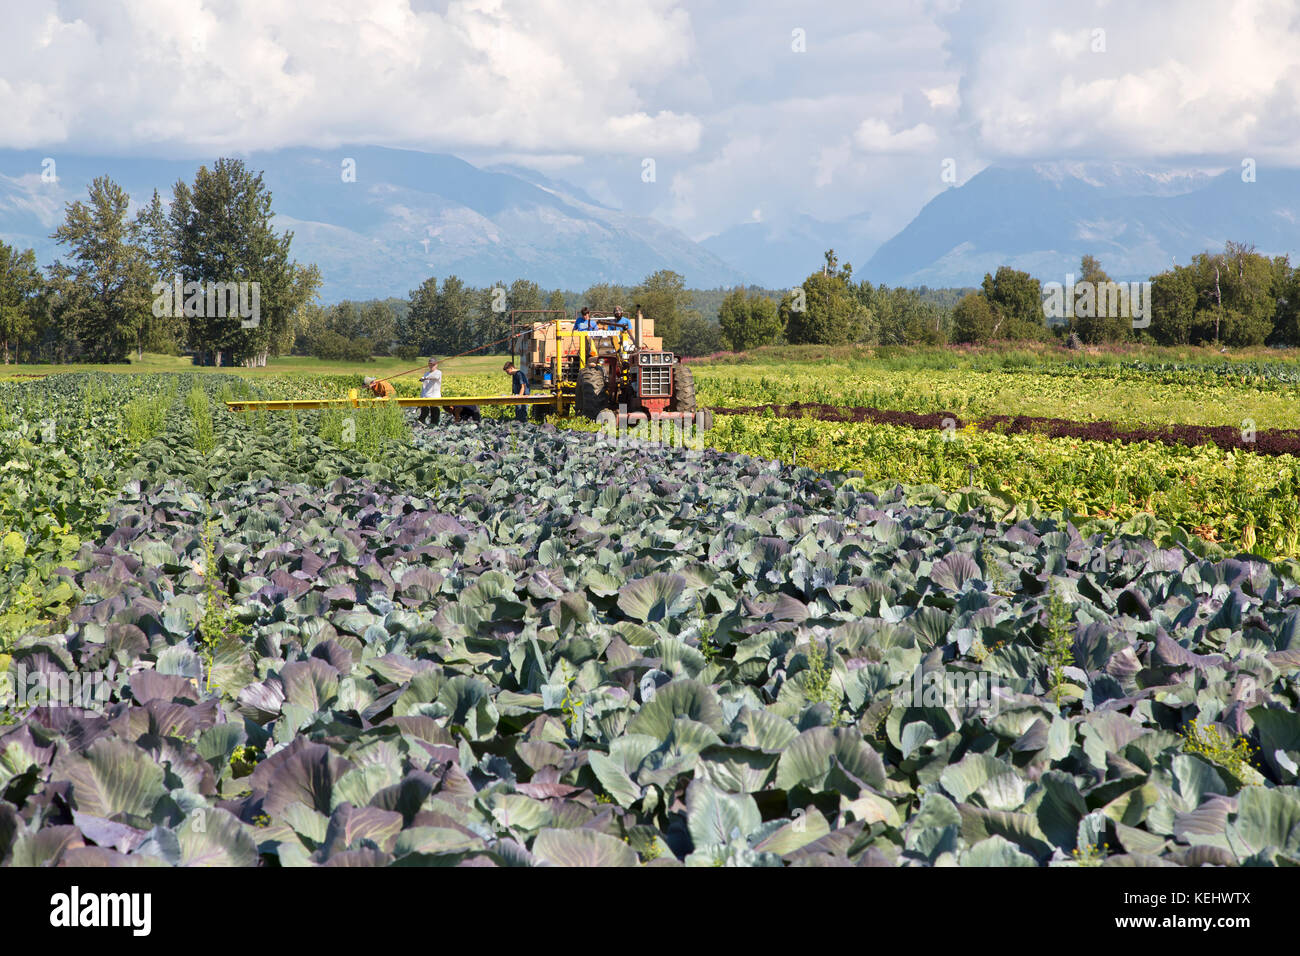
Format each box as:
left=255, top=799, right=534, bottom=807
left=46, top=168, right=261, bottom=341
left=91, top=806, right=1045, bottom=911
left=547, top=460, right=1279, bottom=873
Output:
left=225, top=392, right=562, bottom=412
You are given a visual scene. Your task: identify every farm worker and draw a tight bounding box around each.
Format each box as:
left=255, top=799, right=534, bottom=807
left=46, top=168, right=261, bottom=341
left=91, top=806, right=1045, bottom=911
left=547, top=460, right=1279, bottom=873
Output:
left=574, top=307, right=596, bottom=331
left=418, top=358, right=442, bottom=425
left=504, top=361, right=529, bottom=422
left=450, top=405, right=481, bottom=423
left=364, top=376, right=395, bottom=398
left=611, top=306, right=631, bottom=330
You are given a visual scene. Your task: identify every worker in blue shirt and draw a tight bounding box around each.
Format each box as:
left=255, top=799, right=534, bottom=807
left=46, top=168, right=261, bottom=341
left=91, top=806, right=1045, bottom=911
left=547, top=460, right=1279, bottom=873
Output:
left=504, top=361, right=530, bottom=421
left=574, top=307, right=596, bottom=331
left=611, top=306, right=631, bottom=330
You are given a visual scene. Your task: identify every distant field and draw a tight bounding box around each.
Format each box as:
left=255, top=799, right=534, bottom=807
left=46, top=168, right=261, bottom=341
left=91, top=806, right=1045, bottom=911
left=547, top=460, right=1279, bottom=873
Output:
left=8, top=344, right=1300, bottom=553
left=0, top=352, right=510, bottom=380
left=686, top=343, right=1300, bottom=430
left=689, top=341, right=1300, bottom=368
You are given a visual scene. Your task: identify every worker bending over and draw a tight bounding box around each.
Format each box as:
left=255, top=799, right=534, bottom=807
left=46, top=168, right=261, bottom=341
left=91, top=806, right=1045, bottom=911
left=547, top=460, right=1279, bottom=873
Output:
left=364, top=376, right=395, bottom=398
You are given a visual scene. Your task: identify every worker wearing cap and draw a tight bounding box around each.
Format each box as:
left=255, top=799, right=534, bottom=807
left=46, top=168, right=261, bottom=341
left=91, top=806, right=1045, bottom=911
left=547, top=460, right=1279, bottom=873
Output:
left=364, top=376, right=395, bottom=398
left=417, top=358, right=442, bottom=425
left=612, top=306, right=631, bottom=330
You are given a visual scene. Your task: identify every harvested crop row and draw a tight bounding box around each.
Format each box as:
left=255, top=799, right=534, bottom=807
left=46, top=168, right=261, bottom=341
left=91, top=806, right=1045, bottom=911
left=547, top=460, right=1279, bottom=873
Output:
left=711, top=402, right=1300, bottom=457
left=4, top=419, right=1300, bottom=867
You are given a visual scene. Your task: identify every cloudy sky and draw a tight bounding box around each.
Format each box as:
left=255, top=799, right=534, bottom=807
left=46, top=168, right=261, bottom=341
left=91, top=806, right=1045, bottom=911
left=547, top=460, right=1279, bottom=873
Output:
left=4, top=0, right=1300, bottom=243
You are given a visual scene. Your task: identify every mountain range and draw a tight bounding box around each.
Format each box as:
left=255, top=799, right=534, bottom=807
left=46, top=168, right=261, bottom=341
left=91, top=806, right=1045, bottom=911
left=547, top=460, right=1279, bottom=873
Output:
left=1, top=148, right=1298, bottom=301
left=0, top=146, right=751, bottom=301
left=863, top=161, right=1300, bottom=286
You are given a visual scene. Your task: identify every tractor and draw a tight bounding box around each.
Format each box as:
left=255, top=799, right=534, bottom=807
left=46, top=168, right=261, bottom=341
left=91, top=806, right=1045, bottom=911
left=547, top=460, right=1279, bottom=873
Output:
left=511, top=307, right=708, bottom=428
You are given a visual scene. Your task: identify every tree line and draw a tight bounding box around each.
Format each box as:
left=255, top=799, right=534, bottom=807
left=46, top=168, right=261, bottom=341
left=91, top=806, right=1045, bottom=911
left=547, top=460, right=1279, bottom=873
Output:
left=0, top=159, right=320, bottom=367
left=711, top=244, right=1300, bottom=350
left=8, top=157, right=1292, bottom=365
left=714, top=250, right=966, bottom=352
left=291, top=270, right=736, bottom=362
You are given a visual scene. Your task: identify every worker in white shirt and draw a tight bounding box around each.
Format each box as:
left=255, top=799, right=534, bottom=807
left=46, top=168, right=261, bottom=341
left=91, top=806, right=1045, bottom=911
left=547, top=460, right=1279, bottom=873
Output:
left=418, top=358, right=442, bottom=425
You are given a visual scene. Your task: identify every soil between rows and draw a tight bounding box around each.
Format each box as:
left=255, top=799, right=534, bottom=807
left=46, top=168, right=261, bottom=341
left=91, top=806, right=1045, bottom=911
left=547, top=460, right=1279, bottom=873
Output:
left=711, top=401, right=1300, bottom=457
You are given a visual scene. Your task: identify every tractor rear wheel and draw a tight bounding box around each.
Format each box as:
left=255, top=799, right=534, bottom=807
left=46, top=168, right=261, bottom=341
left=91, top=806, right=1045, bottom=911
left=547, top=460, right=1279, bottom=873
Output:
left=578, top=363, right=608, bottom=420
left=669, top=363, right=697, bottom=414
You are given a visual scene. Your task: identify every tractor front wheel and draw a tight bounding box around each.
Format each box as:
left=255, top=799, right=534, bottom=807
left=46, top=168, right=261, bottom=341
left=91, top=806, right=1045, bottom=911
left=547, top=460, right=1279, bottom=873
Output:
left=669, top=363, right=696, bottom=414
left=578, top=364, right=608, bottom=420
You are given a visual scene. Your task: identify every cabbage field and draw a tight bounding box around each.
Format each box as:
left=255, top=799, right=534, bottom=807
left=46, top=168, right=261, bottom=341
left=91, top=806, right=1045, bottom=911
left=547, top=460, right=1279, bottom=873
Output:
left=2, top=367, right=1300, bottom=867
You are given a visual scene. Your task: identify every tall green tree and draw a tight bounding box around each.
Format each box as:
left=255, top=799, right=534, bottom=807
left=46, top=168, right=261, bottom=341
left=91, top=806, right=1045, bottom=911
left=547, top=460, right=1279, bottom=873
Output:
left=167, top=158, right=319, bottom=366
left=783, top=270, right=873, bottom=345
left=980, top=267, right=1045, bottom=340
left=674, top=315, right=724, bottom=356
left=1149, top=265, right=1198, bottom=345
left=432, top=274, right=473, bottom=355
left=865, top=283, right=947, bottom=346
left=131, top=189, right=185, bottom=356
left=718, top=288, right=783, bottom=351
left=0, top=242, right=41, bottom=364
left=950, top=292, right=997, bottom=344
left=48, top=176, right=153, bottom=362
left=580, top=282, right=628, bottom=315
left=358, top=301, right=396, bottom=353
left=1070, top=255, right=1130, bottom=344
left=507, top=279, right=544, bottom=326
left=1269, top=257, right=1300, bottom=345
left=403, top=277, right=439, bottom=355
left=1146, top=242, right=1278, bottom=346
left=633, top=270, right=697, bottom=348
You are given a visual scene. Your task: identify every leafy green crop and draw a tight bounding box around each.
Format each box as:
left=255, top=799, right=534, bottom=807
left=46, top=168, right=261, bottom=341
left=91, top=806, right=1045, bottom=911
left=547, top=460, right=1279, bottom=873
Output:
left=4, top=366, right=1300, bottom=868
left=700, top=414, right=1300, bottom=557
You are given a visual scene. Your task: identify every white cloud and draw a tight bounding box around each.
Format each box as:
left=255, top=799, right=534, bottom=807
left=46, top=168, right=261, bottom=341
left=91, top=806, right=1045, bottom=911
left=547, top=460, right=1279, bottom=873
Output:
left=923, top=84, right=959, bottom=110
left=853, top=120, right=940, bottom=153
left=4, top=0, right=1300, bottom=252
left=814, top=140, right=852, bottom=187
left=943, top=0, right=1300, bottom=160
left=0, top=0, right=702, bottom=155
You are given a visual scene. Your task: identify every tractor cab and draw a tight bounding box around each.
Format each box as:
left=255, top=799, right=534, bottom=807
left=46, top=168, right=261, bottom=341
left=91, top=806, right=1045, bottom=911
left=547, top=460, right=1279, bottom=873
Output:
left=510, top=307, right=700, bottom=425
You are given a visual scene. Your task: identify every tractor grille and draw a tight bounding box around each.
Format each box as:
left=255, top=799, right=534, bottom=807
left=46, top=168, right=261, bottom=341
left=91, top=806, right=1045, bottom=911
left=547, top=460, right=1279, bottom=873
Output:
left=640, top=364, right=672, bottom=398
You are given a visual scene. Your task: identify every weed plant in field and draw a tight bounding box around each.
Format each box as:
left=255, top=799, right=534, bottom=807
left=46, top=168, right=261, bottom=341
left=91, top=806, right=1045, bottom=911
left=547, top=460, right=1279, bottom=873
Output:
left=196, top=520, right=249, bottom=692
left=1043, top=590, right=1078, bottom=707
left=188, top=386, right=216, bottom=456
left=1181, top=719, right=1262, bottom=787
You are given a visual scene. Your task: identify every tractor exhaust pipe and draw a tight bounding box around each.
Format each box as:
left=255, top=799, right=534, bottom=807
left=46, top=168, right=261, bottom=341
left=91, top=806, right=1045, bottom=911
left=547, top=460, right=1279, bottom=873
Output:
left=634, top=305, right=642, bottom=350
